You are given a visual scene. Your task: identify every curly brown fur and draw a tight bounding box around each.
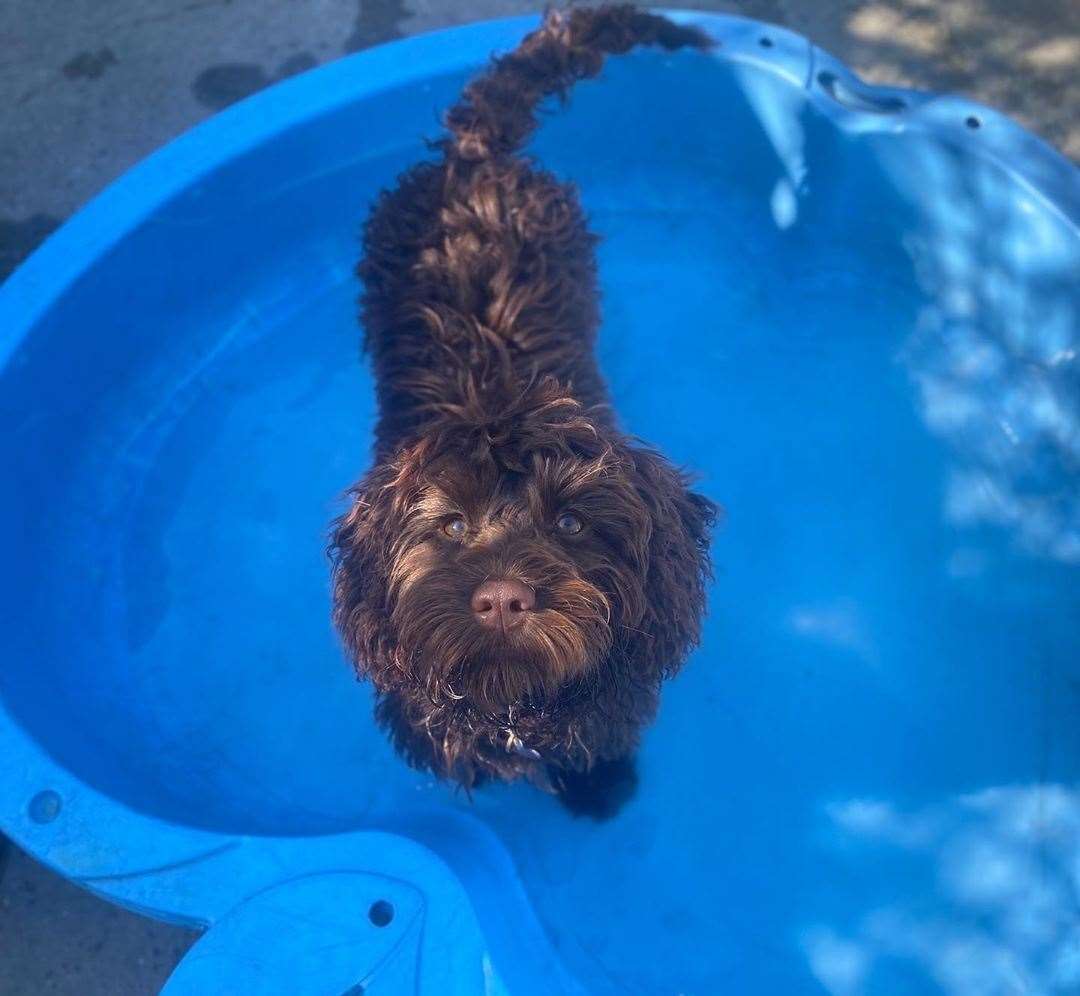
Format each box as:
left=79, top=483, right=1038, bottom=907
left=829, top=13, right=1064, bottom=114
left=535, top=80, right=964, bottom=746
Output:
left=330, top=6, right=717, bottom=801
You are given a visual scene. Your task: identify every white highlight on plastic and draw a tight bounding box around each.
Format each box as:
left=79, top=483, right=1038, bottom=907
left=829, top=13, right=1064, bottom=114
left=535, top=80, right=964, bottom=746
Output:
left=770, top=177, right=798, bottom=229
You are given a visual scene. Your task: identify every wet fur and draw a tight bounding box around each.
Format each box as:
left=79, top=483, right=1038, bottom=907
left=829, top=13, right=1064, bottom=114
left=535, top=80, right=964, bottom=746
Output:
left=330, top=6, right=717, bottom=794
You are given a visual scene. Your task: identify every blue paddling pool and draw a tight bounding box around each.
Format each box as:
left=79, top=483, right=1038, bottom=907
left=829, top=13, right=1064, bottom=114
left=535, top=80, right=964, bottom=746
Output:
left=1, top=11, right=1078, bottom=994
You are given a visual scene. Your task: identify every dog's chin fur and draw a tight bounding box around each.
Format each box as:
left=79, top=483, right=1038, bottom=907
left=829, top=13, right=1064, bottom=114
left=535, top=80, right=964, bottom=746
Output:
left=329, top=6, right=717, bottom=791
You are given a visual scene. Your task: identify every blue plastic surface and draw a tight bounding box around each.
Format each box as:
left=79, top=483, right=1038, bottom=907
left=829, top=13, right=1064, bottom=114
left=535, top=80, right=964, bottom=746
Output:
left=1, top=12, right=1078, bottom=994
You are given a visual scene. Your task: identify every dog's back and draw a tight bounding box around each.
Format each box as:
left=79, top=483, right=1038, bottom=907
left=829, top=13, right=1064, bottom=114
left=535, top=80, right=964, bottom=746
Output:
left=357, top=6, right=711, bottom=454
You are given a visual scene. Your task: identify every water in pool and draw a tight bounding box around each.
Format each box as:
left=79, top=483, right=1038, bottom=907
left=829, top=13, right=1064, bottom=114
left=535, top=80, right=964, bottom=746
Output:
left=1, top=51, right=1078, bottom=994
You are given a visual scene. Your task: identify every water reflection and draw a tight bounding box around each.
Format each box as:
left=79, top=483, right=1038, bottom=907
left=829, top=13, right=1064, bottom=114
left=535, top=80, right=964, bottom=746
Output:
left=788, top=599, right=879, bottom=666
left=805, top=785, right=1080, bottom=994
left=884, top=141, right=1080, bottom=564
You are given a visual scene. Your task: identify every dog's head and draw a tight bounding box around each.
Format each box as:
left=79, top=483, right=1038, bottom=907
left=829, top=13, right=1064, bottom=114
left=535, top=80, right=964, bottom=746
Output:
left=331, top=379, right=715, bottom=714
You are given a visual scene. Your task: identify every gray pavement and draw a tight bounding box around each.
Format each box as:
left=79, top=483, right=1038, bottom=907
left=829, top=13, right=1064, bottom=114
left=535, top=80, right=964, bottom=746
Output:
left=1, top=0, right=1077, bottom=992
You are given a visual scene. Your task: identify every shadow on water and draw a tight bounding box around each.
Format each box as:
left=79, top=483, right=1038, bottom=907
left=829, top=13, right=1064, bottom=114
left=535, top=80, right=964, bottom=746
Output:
left=804, top=785, right=1080, bottom=993
left=795, top=74, right=1080, bottom=995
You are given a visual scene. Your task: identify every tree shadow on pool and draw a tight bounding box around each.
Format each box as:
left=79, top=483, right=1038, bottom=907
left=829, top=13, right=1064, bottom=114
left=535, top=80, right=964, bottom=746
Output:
left=803, top=784, right=1080, bottom=994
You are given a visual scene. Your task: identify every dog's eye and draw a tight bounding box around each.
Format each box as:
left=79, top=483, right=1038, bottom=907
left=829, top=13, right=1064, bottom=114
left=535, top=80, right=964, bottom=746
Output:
left=556, top=512, right=583, bottom=535
left=443, top=516, right=468, bottom=539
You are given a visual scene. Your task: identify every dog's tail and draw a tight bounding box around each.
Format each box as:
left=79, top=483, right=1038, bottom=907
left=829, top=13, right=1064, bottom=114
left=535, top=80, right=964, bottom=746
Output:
left=442, top=5, right=712, bottom=163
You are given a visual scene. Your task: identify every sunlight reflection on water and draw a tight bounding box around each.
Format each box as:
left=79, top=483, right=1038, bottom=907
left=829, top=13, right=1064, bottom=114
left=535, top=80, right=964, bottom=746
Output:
left=806, top=785, right=1080, bottom=994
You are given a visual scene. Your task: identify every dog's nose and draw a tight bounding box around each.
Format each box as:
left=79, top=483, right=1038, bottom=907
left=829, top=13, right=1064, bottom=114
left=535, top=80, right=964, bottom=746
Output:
left=471, top=579, right=536, bottom=631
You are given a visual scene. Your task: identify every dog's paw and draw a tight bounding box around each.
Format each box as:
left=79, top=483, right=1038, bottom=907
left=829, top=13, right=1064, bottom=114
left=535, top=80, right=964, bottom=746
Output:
left=552, top=756, right=638, bottom=821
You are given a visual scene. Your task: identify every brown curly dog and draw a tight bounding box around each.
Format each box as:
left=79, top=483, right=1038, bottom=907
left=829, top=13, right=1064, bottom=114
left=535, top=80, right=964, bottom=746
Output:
left=330, top=5, right=717, bottom=818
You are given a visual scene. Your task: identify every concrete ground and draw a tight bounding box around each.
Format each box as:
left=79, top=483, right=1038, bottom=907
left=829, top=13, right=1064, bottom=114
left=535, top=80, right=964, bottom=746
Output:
left=0, top=0, right=1076, bottom=992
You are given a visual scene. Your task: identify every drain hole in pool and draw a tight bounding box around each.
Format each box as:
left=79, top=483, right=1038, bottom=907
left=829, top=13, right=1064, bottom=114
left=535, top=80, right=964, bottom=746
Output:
left=966, top=115, right=982, bottom=129
left=28, top=790, right=62, bottom=824
left=759, top=36, right=774, bottom=47
left=368, top=900, right=394, bottom=927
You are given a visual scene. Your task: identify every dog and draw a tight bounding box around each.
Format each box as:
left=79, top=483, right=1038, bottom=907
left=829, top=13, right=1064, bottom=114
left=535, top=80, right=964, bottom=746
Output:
left=330, top=5, right=716, bottom=818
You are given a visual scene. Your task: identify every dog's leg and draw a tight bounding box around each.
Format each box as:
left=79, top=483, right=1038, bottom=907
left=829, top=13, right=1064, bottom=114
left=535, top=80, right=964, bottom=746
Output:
left=551, top=755, right=638, bottom=820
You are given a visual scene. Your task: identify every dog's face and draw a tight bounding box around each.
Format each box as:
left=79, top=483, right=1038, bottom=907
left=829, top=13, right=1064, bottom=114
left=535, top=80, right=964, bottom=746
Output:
left=331, top=384, right=715, bottom=714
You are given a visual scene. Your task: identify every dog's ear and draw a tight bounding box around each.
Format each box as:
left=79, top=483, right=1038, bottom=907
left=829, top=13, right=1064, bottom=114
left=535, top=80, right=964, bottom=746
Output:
left=329, top=456, right=413, bottom=673
left=625, top=443, right=717, bottom=680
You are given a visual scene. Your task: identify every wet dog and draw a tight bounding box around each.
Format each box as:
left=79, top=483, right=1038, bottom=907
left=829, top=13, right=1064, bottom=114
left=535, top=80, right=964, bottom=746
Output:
left=330, top=5, right=716, bottom=818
